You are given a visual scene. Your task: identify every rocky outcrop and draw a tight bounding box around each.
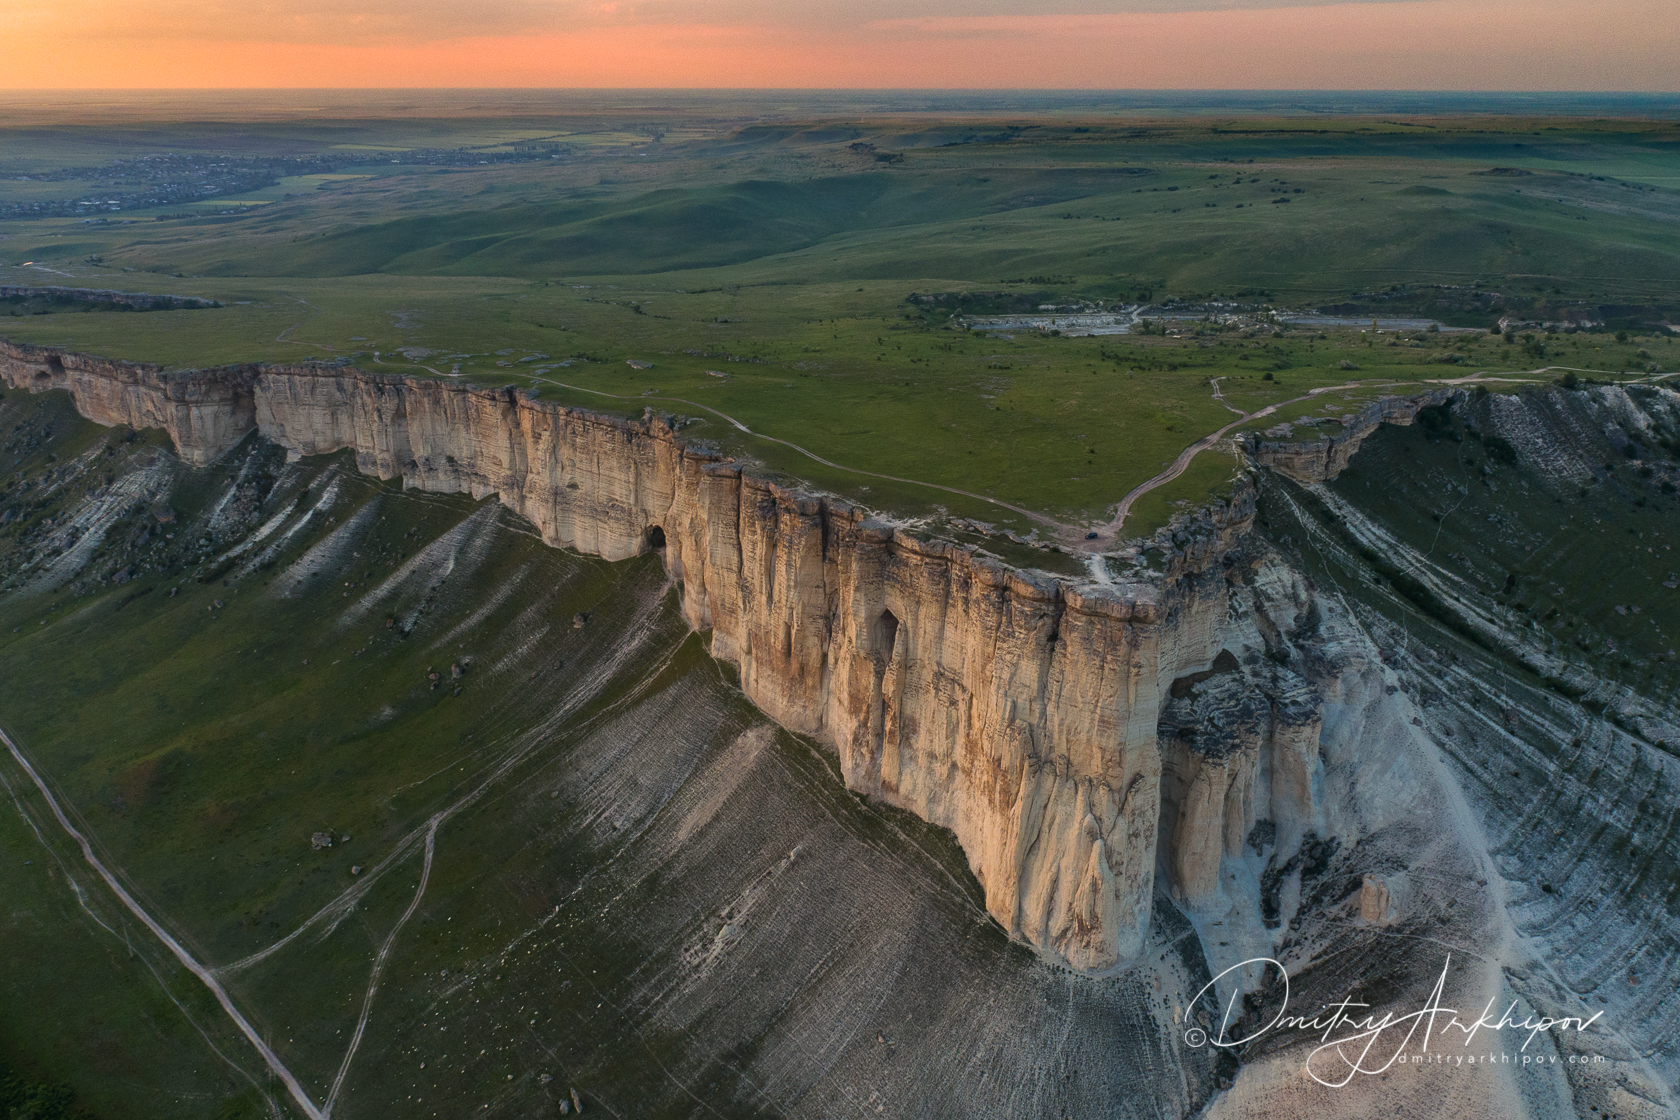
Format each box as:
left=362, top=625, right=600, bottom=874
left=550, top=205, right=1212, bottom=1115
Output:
left=1154, top=643, right=1335, bottom=918
left=0, top=338, right=1273, bottom=973
left=0, top=285, right=218, bottom=311
left=1157, top=658, right=1268, bottom=910
left=1246, top=387, right=1456, bottom=482
left=0, top=341, right=252, bottom=465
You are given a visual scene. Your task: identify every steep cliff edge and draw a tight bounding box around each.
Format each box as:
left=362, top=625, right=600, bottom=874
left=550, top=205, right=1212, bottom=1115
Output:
left=1246, top=386, right=1456, bottom=482
left=0, top=338, right=1275, bottom=973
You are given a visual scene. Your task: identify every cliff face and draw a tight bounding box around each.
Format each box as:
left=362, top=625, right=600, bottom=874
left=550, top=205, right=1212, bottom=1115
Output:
left=0, top=338, right=1283, bottom=973
left=1247, top=387, right=1455, bottom=483
left=0, top=342, right=253, bottom=466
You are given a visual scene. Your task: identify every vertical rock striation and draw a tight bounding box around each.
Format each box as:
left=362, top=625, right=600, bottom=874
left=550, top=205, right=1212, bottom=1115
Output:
left=0, top=342, right=253, bottom=463
left=0, top=340, right=1277, bottom=972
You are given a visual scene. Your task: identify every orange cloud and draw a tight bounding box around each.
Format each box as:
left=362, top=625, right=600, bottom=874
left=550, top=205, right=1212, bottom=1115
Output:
left=0, top=0, right=1674, bottom=89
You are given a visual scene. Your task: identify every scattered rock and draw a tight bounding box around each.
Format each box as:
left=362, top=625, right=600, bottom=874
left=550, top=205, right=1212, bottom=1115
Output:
left=1359, top=876, right=1390, bottom=923
left=571, top=1088, right=583, bottom=1113
left=350, top=865, right=362, bottom=875
left=451, top=662, right=464, bottom=678
left=572, top=612, right=589, bottom=629
left=1359, top=873, right=1407, bottom=924
left=311, top=831, right=334, bottom=850
left=539, top=1073, right=553, bottom=1085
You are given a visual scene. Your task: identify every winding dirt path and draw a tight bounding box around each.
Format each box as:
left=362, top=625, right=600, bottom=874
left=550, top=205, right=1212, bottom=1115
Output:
left=1104, top=380, right=1383, bottom=536
left=0, top=724, right=326, bottom=1120
left=311, top=356, right=1661, bottom=550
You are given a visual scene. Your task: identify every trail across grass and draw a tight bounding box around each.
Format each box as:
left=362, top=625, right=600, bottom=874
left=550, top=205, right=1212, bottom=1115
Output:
left=0, top=723, right=326, bottom=1120
left=523, top=372, right=1074, bottom=532
left=1107, top=379, right=1380, bottom=534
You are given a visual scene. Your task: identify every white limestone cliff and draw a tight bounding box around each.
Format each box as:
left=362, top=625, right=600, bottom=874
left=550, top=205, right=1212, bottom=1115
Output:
left=0, top=340, right=1301, bottom=973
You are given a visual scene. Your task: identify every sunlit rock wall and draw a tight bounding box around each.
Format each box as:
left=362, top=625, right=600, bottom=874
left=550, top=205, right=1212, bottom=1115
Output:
left=1, top=342, right=1267, bottom=972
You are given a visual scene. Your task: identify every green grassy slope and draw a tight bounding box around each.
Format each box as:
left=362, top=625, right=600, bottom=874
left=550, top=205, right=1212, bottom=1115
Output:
left=96, top=161, right=1680, bottom=299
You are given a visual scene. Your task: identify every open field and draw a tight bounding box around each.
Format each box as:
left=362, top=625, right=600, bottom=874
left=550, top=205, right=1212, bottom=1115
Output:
left=3, top=98, right=1679, bottom=536
left=4, top=103, right=1679, bottom=539
left=1, top=266, right=1674, bottom=534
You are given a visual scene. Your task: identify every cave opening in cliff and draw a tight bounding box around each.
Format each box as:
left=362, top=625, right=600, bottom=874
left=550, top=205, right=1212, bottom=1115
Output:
left=646, top=524, right=666, bottom=551
left=876, top=609, right=900, bottom=665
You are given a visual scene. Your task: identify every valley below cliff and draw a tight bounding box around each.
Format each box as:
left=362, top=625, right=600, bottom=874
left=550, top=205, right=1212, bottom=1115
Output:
left=0, top=339, right=1676, bottom=1120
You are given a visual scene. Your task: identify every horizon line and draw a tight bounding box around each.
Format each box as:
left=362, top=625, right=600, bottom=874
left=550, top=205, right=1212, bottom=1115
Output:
left=1, top=87, right=1677, bottom=94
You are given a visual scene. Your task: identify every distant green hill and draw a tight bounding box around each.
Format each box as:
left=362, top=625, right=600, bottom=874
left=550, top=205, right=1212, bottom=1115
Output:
left=205, top=169, right=1145, bottom=279
left=174, top=163, right=1680, bottom=304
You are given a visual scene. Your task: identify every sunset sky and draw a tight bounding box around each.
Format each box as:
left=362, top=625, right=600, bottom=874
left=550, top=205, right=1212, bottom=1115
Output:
left=3, top=0, right=1676, bottom=89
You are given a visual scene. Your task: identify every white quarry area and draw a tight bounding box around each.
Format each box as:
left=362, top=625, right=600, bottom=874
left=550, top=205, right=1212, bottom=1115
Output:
left=962, top=305, right=1140, bottom=336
